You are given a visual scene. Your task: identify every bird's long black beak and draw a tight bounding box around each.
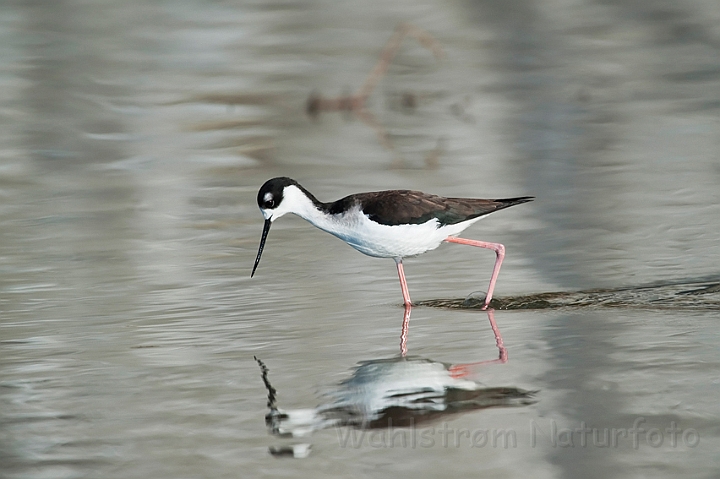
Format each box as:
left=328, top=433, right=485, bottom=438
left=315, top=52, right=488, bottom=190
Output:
left=251, top=218, right=272, bottom=277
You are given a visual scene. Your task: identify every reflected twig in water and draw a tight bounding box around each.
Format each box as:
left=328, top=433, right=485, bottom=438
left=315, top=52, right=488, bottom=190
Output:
left=306, top=23, right=444, bottom=163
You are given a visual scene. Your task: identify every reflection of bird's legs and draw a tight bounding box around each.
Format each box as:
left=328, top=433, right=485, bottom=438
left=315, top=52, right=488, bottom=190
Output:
left=448, top=309, right=507, bottom=378
left=400, top=303, right=411, bottom=357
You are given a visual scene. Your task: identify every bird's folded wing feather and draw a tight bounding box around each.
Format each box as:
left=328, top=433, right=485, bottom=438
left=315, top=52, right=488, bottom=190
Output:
left=346, top=191, right=507, bottom=227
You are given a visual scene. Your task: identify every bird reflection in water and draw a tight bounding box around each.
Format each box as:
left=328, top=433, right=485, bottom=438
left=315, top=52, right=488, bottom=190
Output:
left=255, top=308, right=534, bottom=457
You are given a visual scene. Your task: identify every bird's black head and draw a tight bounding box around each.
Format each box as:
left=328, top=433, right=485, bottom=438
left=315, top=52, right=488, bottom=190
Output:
left=252, top=177, right=301, bottom=278
left=257, top=177, right=299, bottom=211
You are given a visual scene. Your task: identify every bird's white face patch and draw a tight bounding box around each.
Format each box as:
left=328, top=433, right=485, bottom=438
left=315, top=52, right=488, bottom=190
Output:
left=259, top=184, right=313, bottom=223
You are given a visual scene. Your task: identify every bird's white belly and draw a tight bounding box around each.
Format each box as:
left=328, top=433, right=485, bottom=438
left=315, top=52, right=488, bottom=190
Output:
left=318, top=212, right=483, bottom=259
left=340, top=223, right=443, bottom=257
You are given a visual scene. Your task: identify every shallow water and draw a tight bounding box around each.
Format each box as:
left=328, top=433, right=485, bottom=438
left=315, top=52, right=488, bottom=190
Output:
left=1, top=0, right=720, bottom=477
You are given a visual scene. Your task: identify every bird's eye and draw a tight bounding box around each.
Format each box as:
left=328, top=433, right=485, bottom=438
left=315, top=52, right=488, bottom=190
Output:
left=263, top=192, right=275, bottom=208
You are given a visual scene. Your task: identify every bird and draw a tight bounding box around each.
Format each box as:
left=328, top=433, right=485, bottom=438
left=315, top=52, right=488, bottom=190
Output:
left=251, top=177, right=533, bottom=309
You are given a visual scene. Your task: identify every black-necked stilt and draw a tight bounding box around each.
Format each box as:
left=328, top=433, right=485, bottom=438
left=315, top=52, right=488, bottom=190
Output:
left=251, top=177, right=533, bottom=309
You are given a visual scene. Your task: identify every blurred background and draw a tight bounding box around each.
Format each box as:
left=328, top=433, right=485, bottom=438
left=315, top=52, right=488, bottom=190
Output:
left=1, top=0, right=719, bottom=477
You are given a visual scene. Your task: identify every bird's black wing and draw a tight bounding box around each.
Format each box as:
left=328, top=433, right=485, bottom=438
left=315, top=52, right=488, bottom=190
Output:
left=337, top=191, right=531, bottom=227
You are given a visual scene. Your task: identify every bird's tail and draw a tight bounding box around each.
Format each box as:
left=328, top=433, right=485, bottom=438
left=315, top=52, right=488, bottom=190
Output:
left=492, top=196, right=534, bottom=211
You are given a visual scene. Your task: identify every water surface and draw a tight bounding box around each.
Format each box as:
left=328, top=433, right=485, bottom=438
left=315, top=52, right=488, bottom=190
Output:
left=1, top=1, right=720, bottom=478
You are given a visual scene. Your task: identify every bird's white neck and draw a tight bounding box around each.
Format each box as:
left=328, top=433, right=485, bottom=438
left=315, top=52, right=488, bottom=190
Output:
left=272, top=185, right=329, bottom=226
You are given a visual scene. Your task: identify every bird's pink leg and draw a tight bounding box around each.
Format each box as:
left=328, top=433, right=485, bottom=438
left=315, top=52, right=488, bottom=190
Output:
left=395, top=258, right=412, bottom=356
left=394, top=257, right=413, bottom=307
left=444, top=236, right=505, bottom=310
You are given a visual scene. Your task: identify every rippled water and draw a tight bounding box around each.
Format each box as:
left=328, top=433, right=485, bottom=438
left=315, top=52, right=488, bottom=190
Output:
left=1, top=1, right=720, bottom=477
